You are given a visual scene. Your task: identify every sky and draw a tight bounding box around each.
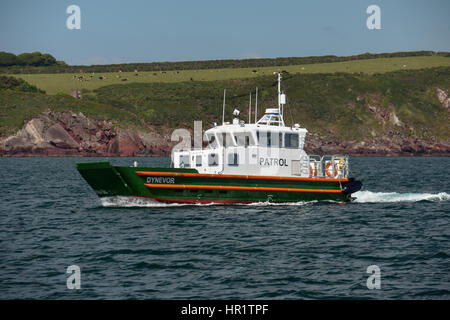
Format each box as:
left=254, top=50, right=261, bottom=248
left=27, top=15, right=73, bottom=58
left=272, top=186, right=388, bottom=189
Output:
left=0, top=0, right=449, bottom=65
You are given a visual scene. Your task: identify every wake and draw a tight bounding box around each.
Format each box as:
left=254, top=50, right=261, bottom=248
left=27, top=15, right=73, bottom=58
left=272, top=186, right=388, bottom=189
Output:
left=353, top=191, right=450, bottom=203
left=98, top=192, right=449, bottom=208
left=100, top=196, right=198, bottom=208
left=99, top=196, right=314, bottom=208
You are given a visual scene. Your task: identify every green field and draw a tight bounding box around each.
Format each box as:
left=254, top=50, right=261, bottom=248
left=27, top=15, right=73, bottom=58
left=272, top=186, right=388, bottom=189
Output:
left=11, top=56, right=450, bottom=95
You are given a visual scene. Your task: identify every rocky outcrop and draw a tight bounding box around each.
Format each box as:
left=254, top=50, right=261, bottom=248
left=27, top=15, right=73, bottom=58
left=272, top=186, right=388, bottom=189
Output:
left=1, top=107, right=449, bottom=157
left=304, top=130, right=450, bottom=156
left=300, top=90, right=450, bottom=156
left=305, top=136, right=450, bottom=156
left=0, top=111, right=172, bottom=156
left=436, top=87, right=450, bottom=109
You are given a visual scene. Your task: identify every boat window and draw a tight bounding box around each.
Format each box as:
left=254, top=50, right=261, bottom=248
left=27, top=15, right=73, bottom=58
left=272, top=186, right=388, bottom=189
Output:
left=208, top=153, right=218, bottom=166
left=227, top=153, right=239, bottom=166
left=257, top=131, right=269, bottom=147
left=234, top=133, right=254, bottom=147
left=196, top=155, right=202, bottom=167
left=271, top=132, right=282, bottom=147
left=257, top=131, right=281, bottom=147
left=218, top=132, right=233, bottom=147
left=284, top=133, right=299, bottom=148
left=207, top=134, right=218, bottom=148
left=179, top=155, right=190, bottom=168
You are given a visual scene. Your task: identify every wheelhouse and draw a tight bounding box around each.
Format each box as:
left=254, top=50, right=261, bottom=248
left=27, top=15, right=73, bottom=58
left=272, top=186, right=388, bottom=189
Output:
left=172, top=73, right=349, bottom=179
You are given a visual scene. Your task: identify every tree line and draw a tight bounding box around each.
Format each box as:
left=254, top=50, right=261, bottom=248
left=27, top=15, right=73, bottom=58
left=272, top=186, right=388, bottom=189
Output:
left=0, top=50, right=448, bottom=74
left=0, top=51, right=66, bottom=67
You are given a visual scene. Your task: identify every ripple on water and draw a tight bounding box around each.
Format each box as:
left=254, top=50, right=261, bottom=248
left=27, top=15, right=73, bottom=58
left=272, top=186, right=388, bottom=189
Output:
left=0, top=156, right=449, bottom=299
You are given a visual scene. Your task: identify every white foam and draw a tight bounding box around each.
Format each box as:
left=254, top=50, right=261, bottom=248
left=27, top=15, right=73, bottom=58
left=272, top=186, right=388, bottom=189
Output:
left=99, top=192, right=450, bottom=207
left=240, top=201, right=315, bottom=206
left=353, top=191, right=450, bottom=203
left=100, top=196, right=194, bottom=207
left=99, top=196, right=315, bottom=208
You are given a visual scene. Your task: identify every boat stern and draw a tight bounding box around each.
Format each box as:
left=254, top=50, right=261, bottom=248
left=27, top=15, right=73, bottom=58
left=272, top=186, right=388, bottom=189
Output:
left=341, top=178, right=363, bottom=199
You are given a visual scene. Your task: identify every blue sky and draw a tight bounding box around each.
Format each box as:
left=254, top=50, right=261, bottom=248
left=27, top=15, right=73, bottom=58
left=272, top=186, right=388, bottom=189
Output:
left=1, top=0, right=449, bottom=65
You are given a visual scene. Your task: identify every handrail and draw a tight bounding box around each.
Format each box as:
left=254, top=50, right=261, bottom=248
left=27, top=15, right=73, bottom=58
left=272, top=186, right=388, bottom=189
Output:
left=308, top=155, right=349, bottom=179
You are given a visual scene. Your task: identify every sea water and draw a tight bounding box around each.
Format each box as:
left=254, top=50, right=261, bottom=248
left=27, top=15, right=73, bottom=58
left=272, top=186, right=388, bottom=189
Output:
left=0, top=157, right=449, bottom=299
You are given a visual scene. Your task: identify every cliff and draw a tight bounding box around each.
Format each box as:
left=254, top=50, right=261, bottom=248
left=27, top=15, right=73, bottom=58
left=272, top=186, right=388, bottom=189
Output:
left=1, top=106, right=449, bottom=157
left=0, top=111, right=171, bottom=157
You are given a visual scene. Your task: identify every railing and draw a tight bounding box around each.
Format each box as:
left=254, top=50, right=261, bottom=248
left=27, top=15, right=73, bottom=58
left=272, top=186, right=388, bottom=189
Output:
left=308, top=155, right=349, bottom=179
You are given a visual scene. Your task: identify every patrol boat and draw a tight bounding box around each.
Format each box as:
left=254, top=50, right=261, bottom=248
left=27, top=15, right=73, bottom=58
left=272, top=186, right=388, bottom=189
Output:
left=77, top=73, right=362, bottom=204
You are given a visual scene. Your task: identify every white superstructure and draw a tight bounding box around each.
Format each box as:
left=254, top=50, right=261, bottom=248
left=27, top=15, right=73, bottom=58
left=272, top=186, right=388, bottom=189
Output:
left=172, top=73, right=349, bottom=178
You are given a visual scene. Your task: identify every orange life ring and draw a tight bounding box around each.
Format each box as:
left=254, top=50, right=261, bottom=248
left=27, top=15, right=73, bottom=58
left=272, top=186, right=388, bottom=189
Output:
left=309, top=163, right=317, bottom=177
left=325, top=161, right=338, bottom=177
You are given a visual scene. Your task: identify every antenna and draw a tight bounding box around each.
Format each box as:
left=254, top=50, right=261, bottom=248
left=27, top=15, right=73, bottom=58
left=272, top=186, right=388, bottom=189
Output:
left=248, top=92, right=252, bottom=124
left=277, top=73, right=286, bottom=126
left=277, top=73, right=281, bottom=111
left=255, top=87, right=258, bottom=123
left=222, top=89, right=226, bottom=125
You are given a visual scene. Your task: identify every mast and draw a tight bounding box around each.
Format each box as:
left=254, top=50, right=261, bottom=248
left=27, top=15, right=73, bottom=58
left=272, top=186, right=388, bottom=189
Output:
left=255, top=74, right=285, bottom=127
left=278, top=72, right=281, bottom=111
left=255, top=87, right=258, bottom=123
left=248, top=92, right=252, bottom=124
left=277, top=73, right=286, bottom=126
left=222, top=89, right=226, bottom=125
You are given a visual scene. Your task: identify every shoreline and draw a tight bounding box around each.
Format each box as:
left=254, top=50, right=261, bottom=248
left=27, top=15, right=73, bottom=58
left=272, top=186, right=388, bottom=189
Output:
left=1, top=152, right=449, bottom=158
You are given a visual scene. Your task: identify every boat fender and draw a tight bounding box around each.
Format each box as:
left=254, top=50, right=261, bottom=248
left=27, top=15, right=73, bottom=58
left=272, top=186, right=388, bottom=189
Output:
left=309, top=163, right=317, bottom=177
left=325, top=161, right=338, bottom=177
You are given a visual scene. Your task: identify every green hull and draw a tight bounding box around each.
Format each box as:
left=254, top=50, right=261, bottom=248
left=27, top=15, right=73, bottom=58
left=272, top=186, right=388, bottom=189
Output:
left=77, top=161, right=360, bottom=204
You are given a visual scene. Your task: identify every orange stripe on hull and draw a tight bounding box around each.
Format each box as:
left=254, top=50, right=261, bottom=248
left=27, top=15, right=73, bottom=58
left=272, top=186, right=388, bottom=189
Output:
left=136, top=171, right=349, bottom=183
left=144, top=184, right=343, bottom=194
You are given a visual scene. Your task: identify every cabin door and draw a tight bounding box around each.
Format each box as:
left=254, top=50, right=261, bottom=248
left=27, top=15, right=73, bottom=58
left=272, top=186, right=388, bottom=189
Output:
left=291, top=160, right=301, bottom=175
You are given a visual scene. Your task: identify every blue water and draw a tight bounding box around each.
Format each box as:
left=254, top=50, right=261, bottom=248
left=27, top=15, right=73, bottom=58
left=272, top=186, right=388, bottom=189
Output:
left=0, top=157, right=449, bottom=299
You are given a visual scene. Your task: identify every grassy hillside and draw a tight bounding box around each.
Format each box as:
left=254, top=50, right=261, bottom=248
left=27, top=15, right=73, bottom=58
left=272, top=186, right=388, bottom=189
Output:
left=1, top=62, right=449, bottom=154
left=84, top=67, right=449, bottom=143
left=0, top=90, right=143, bottom=137
left=10, top=56, right=450, bottom=95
